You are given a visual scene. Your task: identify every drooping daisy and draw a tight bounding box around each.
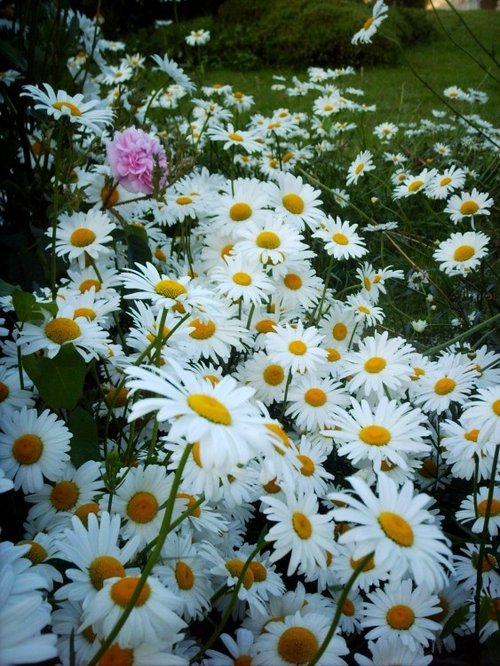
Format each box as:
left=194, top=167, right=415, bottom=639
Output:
left=253, top=610, right=348, bottom=666
left=150, top=54, right=196, bottom=93
left=21, top=83, right=114, bottom=134
left=55, top=511, right=141, bottom=607
left=81, top=574, right=185, bottom=648
left=266, top=320, right=327, bottom=375
left=266, top=171, right=324, bottom=230
left=444, top=188, right=494, bottom=224
left=323, top=397, right=430, bottom=471
left=351, top=0, right=389, bottom=45
left=346, top=150, right=375, bottom=185
left=125, top=364, right=266, bottom=471
left=330, top=475, right=453, bottom=592
left=261, top=488, right=335, bottom=576
left=52, top=210, right=116, bottom=268
left=0, top=407, right=71, bottom=493
left=433, top=230, right=489, bottom=276
left=340, top=331, right=414, bottom=399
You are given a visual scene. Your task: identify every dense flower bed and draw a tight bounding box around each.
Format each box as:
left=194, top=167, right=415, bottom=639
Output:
left=0, top=2, right=498, bottom=665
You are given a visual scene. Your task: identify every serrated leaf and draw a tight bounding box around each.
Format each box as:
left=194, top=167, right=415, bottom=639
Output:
left=22, top=345, right=87, bottom=409
left=125, top=224, right=152, bottom=265
left=68, top=407, right=100, bottom=467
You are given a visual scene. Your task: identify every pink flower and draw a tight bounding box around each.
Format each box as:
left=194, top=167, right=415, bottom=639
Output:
left=106, top=127, right=168, bottom=194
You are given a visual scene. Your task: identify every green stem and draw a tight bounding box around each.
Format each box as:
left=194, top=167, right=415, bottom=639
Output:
left=87, top=443, right=194, bottom=666
left=309, top=551, right=374, bottom=666
left=425, top=312, right=500, bottom=357
left=280, top=369, right=293, bottom=421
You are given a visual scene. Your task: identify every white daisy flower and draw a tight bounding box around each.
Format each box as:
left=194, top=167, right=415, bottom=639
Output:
left=433, top=230, right=489, bottom=276
left=0, top=407, right=71, bottom=493
left=0, top=364, right=35, bottom=417
left=426, top=165, right=466, bottom=200
left=205, top=628, right=256, bottom=666
left=261, top=488, right=335, bottom=577
left=356, top=635, right=432, bottom=665
left=266, top=172, right=324, bottom=230
left=444, top=188, right=494, bottom=223
left=286, top=375, right=349, bottom=432
left=207, top=123, right=264, bottom=153
left=373, top=122, right=399, bottom=142
left=393, top=168, right=436, bottom=199
left=453, top=543, right=500, bottom=597
left=185, top=28, right=211, bottom=46
left=51, top=210, right=116, bottom=268
left=210, top=254, right=273, bottom=306
left=346, top=293, right=385, bottom=327
left=346, top=150, right=375, bottom=185
left=208, top=177, right=271, bottom=237
left=330, top=475, right=453, bottom=592
left=150, top=53, right=196, bottom=92
left=266, top=320, right=327, bottom=375
left=253, top=610, right=348, bottom=666
left=456, top=486, right=500, bottom=537
left=414, top=352, right=475, bottom=414
left=313, top=215, right=368, bottom=260
left=461, top=385, right=500, bottom=444
left=237, top=351, right=287, bottom=405
left=351, top=0, right=389, bottom=45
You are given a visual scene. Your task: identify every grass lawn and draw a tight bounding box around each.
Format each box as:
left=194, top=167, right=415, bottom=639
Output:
left=193, top=10, right=499, bottom=124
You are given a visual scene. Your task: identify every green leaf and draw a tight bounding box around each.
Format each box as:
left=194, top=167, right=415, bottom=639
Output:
left=68, top=407, right=100, bottom=467
left=0, top=279, right=17, bottom=297
left=12, top=289, right=38, bottom=322
left=441, top=604, right=470, bottom=639
left=125, top=224, right=152, bottom=265
left=22, top=345, right=87, bottom=409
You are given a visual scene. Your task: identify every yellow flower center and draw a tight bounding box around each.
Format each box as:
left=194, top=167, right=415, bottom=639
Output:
left=472, top=552, right=497, bottom=572
left=98, top=644, right=133, bottom=666
left=493, top=399, right=500, bottom=416
left=359, top=425, right=391, bottom=446
left=89, top=555, right=126, bottom=590
left=284, top=273, right=302, bottom=290
left=282, top=150, right=294, bottom=163
left=342, top=598, right=355, bottom=616
left=176, top=196, right=193, bottom=205
left=232, top=271, right=252, bottom=286
left=176, top=492, right=201, bottom=518
left=460, top=200, right=479, bottom=216
left=453, top=244, right=475, bottom=262
left=433, top=596, right=450, bottom=623
left=386, top=604, right=415, bottom=630
left=220, top=244, right=234, bottom=259
left=230, top=202, right=252, bottom=221
left=304, top=388, right=327, bottom=407
left=175, top=561, right=195, bottom=590
left=155, top=247, right=167, bottom=261
left=363, top=16, right=374, bottom=30
left=154, top=279, right=187, bottom=299
left=277, top=626, right=318, bottom=664
left=127, top=491, right=158, bottom=523
left=378, top=511, right=414, bottom=546
left=50, top=480, right=79, bottom=510
left=255, top=318, right=276, bottom=333
left=326, top=347, right=341, bottom=362
left=249, top=560, right=267, bottom=582
left=411, top=367, right=425, bottom=381
left=52, top=100, right=82, bottom=116
left=350, top=555, right=375, bottom=572
left=323, top=104, right=333, bottom=112
left=0, top=381, right=9, bottom=403
left=440, top=177, right=452, bottom=187
left=73, top=307, right=96, bottom=321
left=332, top=232, right=349, bottom=245
left=263, top=364, right=285, bottom=386
left=434, top=377, right=456, bottom=395
left=364, top=356, right=387, bottom=373
left=110, top=576, right=151, bottom=607
left=282, top=193, right=305, bottom=215
left=332, top=322, right=347, bottom=341
left=45, top=317, right=81, bottom=344
left=477, top=498, right=500, bottom=517
left=18, top=540, right=48, bottom=564
left=105, top=387, right=129, bottom=408
left=228, top=132, right=244, bottom=142
left=355, top=163, right=365, bottom=175
left=74, top=501, right=100, bottom=526
left=12, top=434, right=43, bottom=464
left=288, top=340, right=307, bottom=355
left=292, top=511, right=312, bottom=539
left=225, top=559, right=254, bottom=589
left=79, top=278, right=101, bottom=293
left=263, top=478, right=281, bottom=493
left=70, top=227, right=96, bottom=247
left=465, top=428, right=479, bottom=442
left=408, top=179, right=424, bottom=192
left=266, top=423, right=291, bottom=450
left=418, top=459, right=437, bottom=479
left=363, top=276, right=372, bottom=290
left=297, top=454, right=315, bottom=476
left=256, top=231, right=281, bottom=249
left=357, top=305, right=370, bottom=315
left=187, top=393, right=232, bottom=425
left=189, top=318, right=216, bottom=339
